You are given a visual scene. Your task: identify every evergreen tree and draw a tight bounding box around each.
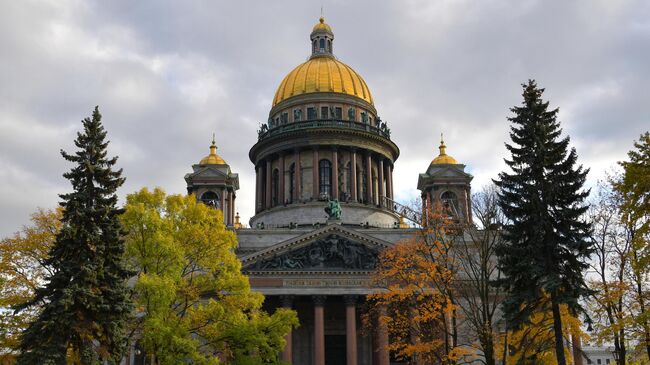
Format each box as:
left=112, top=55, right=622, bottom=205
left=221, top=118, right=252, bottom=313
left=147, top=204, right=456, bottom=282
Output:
left=17, top=107, right=132, bottom=364
left=494, top=80, right=593, bottom=365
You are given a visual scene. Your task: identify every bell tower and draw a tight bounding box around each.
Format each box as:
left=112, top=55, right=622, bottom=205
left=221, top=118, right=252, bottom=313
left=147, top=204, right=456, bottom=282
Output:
left=185, top=136, right=240, bottom=227
left=417, top=135, right=473, bottom=224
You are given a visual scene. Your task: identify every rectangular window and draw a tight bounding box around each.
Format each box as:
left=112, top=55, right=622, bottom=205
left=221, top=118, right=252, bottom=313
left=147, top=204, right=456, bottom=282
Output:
left=335, top=107, right=342, bottom=119
left=281, top=113, right=288, bottom=124
left=321, top=106, right=329, bottom=119
left=307, top=107, right=317, bottom=120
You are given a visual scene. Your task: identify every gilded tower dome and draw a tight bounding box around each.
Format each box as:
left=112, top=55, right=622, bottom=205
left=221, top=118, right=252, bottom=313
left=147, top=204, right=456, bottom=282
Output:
left=272, top=17, right=374, bottom=107
left=199, top=136, right=227, bottom=165
left=431, top=135, right=459, bottom=165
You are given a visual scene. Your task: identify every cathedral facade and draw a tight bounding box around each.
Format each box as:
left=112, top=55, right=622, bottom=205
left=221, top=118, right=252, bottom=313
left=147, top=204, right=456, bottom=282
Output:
left=185, top=17, right=474, bottom=365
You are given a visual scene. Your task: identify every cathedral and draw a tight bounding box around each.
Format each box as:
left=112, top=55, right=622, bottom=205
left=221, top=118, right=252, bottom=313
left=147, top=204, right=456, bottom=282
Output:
left=184, top=17, right=474, bottom=365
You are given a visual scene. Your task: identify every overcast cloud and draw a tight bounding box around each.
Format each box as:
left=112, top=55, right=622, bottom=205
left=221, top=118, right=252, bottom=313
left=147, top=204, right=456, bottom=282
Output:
left=1, top=0, right=649, bottom=236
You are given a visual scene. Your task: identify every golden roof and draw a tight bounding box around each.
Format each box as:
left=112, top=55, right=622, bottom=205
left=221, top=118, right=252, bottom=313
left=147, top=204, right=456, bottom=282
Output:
left=312, top=16, right=332, bottom=33
left=273, top=57, right=373, bottom=107
left=431, top=135, right=459, bottom=165
left=200, top=137, right=227, bottom=165
left=233, top=212, right=243, bottom=229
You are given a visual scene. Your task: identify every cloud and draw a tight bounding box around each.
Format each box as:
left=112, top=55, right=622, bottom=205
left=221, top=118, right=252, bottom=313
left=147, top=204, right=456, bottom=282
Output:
left=0, top=0, right=648, bottom=235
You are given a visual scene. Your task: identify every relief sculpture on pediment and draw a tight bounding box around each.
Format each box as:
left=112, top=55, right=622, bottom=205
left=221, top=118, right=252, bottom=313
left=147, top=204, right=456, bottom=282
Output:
left=252, top=234, right=378, bottom=271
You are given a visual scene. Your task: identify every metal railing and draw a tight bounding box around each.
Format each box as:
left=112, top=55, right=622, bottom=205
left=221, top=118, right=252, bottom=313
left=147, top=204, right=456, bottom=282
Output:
left=381, top=196, right=422, bottom=226
left=257, top=119, right=391, bottom=140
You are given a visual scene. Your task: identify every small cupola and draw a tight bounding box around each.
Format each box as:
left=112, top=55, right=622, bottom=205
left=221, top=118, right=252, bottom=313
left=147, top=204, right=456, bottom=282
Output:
left=431, top=134, right=459, bottom=165
left=310, top=16, right=334, bottom=58
left=200, top=135, right=227, bottom=165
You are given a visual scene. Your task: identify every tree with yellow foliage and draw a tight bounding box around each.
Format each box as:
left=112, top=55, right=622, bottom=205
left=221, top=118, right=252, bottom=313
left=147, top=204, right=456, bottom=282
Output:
left=497, top=294, right=587, bottom=365
left=121, top=188, right=298, bottom=365
left=613, top=132, right=650, bottom=362
left=0, top=208, right=61, bottom=364
left=367, top=205, right=468, bottom=364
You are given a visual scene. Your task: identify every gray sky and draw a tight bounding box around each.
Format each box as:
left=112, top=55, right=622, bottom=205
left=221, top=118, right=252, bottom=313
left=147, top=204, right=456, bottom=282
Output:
left=1, top=0, right=649, bottom=236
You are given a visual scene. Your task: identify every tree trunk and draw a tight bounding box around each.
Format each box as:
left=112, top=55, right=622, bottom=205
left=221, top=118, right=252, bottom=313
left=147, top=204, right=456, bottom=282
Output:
left=483, top=330, right=496, bottom=365
left=502, top=322, right=508, bottom=365
left=619, top=327, right=626, bottom=365
left=551, top=292, right=567, bottom=365
left=633, top=250, right=650, bottom=361
left=571, top=334, right=583, bottom=365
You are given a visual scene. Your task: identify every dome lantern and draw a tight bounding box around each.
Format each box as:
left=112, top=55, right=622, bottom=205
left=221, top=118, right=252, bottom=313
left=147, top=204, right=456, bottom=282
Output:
left=310, top=16, right=334, bottom=58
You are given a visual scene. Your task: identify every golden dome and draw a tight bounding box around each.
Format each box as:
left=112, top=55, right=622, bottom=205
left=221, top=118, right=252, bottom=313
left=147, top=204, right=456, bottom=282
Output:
left=273, top=57, right=373, bottom=107
left=312, top=16, right=332, bottom=33
left=431, top=135, right=459, bottom=165
left=200, top=137, right=227, bottom=165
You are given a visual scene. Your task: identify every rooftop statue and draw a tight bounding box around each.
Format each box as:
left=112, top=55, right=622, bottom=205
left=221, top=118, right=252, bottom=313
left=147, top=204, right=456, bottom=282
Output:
left=324, top=199, right=342, bottom=220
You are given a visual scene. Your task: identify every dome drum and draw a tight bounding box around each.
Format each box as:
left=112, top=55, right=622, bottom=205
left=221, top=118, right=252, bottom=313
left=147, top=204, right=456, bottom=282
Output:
left=269, top=92, right=377, bottom=129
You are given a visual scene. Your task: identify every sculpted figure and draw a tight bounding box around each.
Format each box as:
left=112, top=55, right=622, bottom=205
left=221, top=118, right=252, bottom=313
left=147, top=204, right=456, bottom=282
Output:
left=348, top=107, right=355, bottom=121
left=324, top=199, right=342, bottom=220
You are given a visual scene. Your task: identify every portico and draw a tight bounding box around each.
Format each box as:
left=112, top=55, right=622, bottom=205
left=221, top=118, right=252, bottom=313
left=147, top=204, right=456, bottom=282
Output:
left=239, top=224, right=408, bottom=365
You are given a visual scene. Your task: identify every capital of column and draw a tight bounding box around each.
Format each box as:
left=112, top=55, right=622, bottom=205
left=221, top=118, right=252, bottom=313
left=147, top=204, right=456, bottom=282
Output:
left=312, top=295, right=327, bottom=306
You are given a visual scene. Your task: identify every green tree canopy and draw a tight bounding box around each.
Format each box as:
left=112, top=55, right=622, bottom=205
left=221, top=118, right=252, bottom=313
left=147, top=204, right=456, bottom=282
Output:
left=121, top=187, right=297, bottom=365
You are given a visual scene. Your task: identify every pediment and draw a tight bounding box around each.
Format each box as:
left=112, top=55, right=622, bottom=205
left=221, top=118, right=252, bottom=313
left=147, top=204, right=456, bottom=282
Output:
left=241, top=224, right=392, bottom=272
left=190, top=165, right=231, bottom=178
left=426, top=164, right=470, bottom=178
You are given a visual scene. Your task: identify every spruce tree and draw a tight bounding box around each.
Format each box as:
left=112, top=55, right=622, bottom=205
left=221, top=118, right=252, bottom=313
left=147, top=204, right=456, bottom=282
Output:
left=494, top=80, right=593, bottom=365
left=17, top=107, right=132, bottom=364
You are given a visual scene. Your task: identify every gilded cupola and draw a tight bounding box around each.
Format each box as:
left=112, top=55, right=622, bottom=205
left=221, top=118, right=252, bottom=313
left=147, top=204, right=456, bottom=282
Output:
left=199, top=136, right=227, bottom=165
left=431, top=135, right=459, bottom=165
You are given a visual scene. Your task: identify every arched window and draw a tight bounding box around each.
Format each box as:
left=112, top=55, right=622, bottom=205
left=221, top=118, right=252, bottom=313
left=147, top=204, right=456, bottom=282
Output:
left=289, top=163, right=295, bottom=203
left=319, top=38, right=325, bottom=51
left=441, top=191, right=459, bottom=216
left=319, top=159, right=332, bottom=198
left=200, top=191, right=220, bottom=209
left=272, top=169, right=279, bottom=206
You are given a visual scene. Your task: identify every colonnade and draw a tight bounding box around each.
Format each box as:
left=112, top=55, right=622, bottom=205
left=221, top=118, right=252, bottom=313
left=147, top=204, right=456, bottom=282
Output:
left=255, top=147, right=395, bottom=213
left=279, top=295, right=390, bottom=365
